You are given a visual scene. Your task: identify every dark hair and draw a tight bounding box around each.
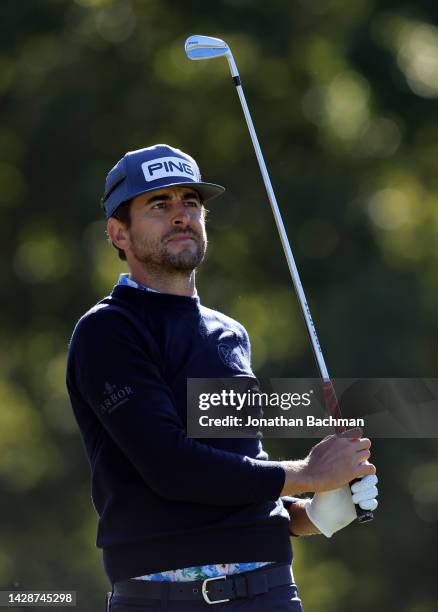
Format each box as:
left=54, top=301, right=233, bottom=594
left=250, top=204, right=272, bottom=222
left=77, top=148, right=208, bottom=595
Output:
left=109, top=200, right=132, bottom=261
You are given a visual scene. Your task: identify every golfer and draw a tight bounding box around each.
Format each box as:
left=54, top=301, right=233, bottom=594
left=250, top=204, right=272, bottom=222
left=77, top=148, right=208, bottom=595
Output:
left=66, top=144, right=378, bottom=611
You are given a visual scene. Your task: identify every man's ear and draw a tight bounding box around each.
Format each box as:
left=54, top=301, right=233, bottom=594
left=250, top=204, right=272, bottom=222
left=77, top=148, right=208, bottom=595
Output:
left=107, top=218, right=130, bottom=251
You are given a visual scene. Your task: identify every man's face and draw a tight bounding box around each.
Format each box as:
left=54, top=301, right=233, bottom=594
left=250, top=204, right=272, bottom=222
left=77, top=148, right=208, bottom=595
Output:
left=124, top=186, right=207, bottom=272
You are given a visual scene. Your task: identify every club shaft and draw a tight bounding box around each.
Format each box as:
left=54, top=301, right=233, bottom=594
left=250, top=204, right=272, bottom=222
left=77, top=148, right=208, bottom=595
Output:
left=232, top=79, right=330, bottom=382
left=217, top=50, right=373, bottom=523
left=232, top=77, right=374, bottom=524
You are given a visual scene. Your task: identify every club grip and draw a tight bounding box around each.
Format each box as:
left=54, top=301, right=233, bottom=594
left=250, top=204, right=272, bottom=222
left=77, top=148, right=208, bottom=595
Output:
left=350, top=477, right=374, bottom=523
left=322, top=381, right=375, bottom=524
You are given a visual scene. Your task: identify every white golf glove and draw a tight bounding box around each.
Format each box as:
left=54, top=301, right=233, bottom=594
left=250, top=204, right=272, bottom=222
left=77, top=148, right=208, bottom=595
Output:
left=305, top=475, right=378, bottom=538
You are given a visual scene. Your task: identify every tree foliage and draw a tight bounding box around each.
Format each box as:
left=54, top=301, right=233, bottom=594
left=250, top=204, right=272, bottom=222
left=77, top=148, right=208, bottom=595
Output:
left=1, top=1, right=438, bottom=610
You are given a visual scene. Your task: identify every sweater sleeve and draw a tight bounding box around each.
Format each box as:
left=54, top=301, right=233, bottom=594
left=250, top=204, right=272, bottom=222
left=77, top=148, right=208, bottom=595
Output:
left=68, top=309, right=286, bottom=505
left=281, top=496, right=302, bottom=537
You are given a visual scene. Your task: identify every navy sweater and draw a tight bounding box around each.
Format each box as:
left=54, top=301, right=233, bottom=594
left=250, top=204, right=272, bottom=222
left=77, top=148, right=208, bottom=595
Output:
left=66, top=284, right=295, bottom=583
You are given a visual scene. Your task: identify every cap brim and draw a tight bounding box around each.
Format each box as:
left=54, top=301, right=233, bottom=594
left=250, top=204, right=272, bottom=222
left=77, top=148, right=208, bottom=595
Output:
left=189, top=181, right=226, bottom=202
left=133, top=181, right=225, bottom=204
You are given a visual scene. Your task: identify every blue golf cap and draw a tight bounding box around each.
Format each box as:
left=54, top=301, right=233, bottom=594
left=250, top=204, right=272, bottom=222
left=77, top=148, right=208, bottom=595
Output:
left=102, top=144, right=225, bottom=218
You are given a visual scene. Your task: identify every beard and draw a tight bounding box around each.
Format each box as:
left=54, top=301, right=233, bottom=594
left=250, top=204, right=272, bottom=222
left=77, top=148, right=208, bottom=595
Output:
left=129, top=227, right=207, bottom=272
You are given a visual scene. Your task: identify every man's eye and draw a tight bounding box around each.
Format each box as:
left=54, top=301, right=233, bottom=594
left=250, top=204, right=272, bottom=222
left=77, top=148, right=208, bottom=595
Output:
left=186, top=200, right=201, bottom=207
left=151, top=202, right=166, bottom=209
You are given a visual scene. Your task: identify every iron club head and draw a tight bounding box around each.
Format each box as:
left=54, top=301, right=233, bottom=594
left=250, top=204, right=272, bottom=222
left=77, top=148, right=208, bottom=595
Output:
left=185, top=35, right=230, bottom=60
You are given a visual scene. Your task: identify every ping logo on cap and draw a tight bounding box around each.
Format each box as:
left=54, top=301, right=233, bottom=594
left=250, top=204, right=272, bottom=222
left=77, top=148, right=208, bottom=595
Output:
left=141, top=156, right=199, bottom=183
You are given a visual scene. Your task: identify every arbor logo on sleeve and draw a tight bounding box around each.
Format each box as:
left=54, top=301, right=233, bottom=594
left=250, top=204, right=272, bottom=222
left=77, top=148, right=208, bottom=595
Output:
left=99, top=382, right=134, bottom=415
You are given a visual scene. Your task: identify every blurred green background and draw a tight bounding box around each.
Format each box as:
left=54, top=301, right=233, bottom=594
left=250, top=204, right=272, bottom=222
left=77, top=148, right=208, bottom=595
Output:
left=1, top=0, right=438, bottom=610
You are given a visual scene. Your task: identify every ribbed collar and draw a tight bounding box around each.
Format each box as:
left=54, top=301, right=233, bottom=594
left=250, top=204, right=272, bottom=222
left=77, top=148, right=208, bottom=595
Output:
left=109, top=283, right=201, bottom=311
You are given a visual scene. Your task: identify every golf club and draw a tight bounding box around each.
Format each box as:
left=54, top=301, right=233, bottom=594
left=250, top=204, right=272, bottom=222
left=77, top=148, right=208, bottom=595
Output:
left=185, top=34, right=373, bottom=523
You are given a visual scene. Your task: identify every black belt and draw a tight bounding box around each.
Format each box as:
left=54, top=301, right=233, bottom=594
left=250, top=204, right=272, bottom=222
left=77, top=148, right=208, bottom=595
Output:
left=112, top=563, right=294, bottom=606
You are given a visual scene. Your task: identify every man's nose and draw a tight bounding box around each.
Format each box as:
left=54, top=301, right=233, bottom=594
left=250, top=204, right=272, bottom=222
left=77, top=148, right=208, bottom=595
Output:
left=171, top=202, right=192, bottom=226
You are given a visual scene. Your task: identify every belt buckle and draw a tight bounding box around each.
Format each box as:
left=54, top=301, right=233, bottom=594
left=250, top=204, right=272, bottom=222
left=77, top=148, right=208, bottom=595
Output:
left=201, top=575, right=230, bottom=605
